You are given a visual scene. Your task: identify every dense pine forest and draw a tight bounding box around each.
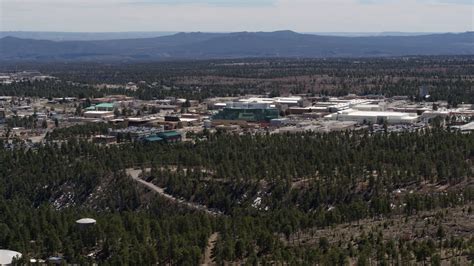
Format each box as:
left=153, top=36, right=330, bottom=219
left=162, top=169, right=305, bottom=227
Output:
left=0, top=127, right=472, bottom=264
left=0, top=56, right=473, bottom=264
left=1, top=57, right=473, bottom=104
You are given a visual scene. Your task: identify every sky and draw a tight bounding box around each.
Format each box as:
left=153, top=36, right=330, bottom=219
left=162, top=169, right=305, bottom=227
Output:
left=1, top=0, right=473, bottom=32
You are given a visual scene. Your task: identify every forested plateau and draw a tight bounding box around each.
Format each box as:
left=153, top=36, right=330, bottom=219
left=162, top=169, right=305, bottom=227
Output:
left=1, top=57, right=473, bottom=105
left=0, top=127, right=473, bottom=265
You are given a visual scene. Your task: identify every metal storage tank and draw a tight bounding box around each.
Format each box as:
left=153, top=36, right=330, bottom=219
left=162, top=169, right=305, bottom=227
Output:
left=0, top=249, right=22, bottom=265
left=75, top=218, right=96, bottom=227
left=76, top=218, right=98, bottom=247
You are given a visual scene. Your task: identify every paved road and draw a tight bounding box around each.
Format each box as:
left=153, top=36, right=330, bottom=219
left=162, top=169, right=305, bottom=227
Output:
left=126, top=168, right=221, bottom=216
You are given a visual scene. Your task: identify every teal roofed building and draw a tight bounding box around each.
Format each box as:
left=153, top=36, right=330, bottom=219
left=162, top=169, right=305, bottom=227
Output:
left=142, top=131, right=181, bottom=143
left=95, top=103, right=115, bottom=111
left=85, top=103, right=115, bottom=111
left=157, top=131, right=182, bottom=143
left=144, top=135, right=163, bottom=143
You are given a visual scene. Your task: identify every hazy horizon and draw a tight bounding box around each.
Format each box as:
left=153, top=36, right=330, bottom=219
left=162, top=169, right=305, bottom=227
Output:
left=0, top=30, right=462, bottom=34
left=0, top=30, right=465, bottom=41
left=1, top=0, right=472, bottom=33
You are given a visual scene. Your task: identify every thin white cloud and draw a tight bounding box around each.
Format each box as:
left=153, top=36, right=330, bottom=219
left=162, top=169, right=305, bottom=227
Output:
left=1, top=0, right=472, bottom=32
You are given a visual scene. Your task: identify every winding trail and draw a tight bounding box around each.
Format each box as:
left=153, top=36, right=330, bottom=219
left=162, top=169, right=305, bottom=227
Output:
left=126, top=168, right=221, bottom=216
left=202, top=232, right=219, bottom=266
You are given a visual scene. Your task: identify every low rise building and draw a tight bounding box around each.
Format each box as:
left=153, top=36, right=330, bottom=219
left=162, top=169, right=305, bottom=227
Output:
left=326, top=109, right=419, bottom=124
left=451, top=121, right=474, bottom=133
left=157, top=131, right=182, bottom=143
left=85, top=103, right=116, bottom=112
left=352, top=103, right=387, bottom=112
left=93, top=135, right=116, bottom=144
left=110, top=126, right=164, bottom=140
left=270, top=118, right=290, bottom=127
left=144, top=135, right=164, bottom=143
left=212, top=102, right=279, bottom=122
left=0, top=109, right=5, bottom=124
left=83, top=111, right=114, bottom=120
left=421, top=110, right=450, bottom=123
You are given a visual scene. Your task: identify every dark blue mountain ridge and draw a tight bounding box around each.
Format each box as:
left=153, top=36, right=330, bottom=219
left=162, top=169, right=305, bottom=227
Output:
left=0, top=31, right=472, bottom=61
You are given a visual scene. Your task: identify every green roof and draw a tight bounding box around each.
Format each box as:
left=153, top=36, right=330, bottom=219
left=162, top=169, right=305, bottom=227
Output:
left=158, top=131, right=181, bottom=138
left=145, top=136, right=163, bottom=142
left=95, top=103, right=115, bottom=108
left=85, top=105, right=96, bottom=111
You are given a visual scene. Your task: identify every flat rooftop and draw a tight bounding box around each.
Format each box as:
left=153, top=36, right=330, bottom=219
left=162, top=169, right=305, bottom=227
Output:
left=84, top=111, right=114, bottom=114
left=339, top=110, right=417, bottom=117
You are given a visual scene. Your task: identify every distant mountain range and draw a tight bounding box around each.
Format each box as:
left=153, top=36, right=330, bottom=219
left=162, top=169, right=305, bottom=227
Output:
left=0, top=31, right=178, bottom=41
left=0, top=31, right=442, bottom=41
left=0, top=31, right=472, bottom=61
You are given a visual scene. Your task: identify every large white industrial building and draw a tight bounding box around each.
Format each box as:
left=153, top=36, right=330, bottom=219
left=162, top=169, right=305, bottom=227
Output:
left=83, top=111, right=114, bottom=120
left=325, top=109, right=419, bottom=124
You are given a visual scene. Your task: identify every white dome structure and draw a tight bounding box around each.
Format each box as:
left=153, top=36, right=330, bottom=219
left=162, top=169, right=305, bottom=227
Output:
left=0, top=249, right=22, bottom=265
left=75, top=218, right=96, bottom=225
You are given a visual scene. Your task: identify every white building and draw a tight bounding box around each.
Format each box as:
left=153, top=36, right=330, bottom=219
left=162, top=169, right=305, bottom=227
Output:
left=325, top=109, right=419, bottom=124
left=452, top=121, right=474, bottom=132
left=239, top=96, right=303, bottom=107
left=83, top=111, right=114, bottom=120
left=313, top=99, right=372, bottom=112
left=421, top=110, right=450, bottom=122
left=225, top=102, right=274, bottom=109
left=352, top=102, right=387, bottom=112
